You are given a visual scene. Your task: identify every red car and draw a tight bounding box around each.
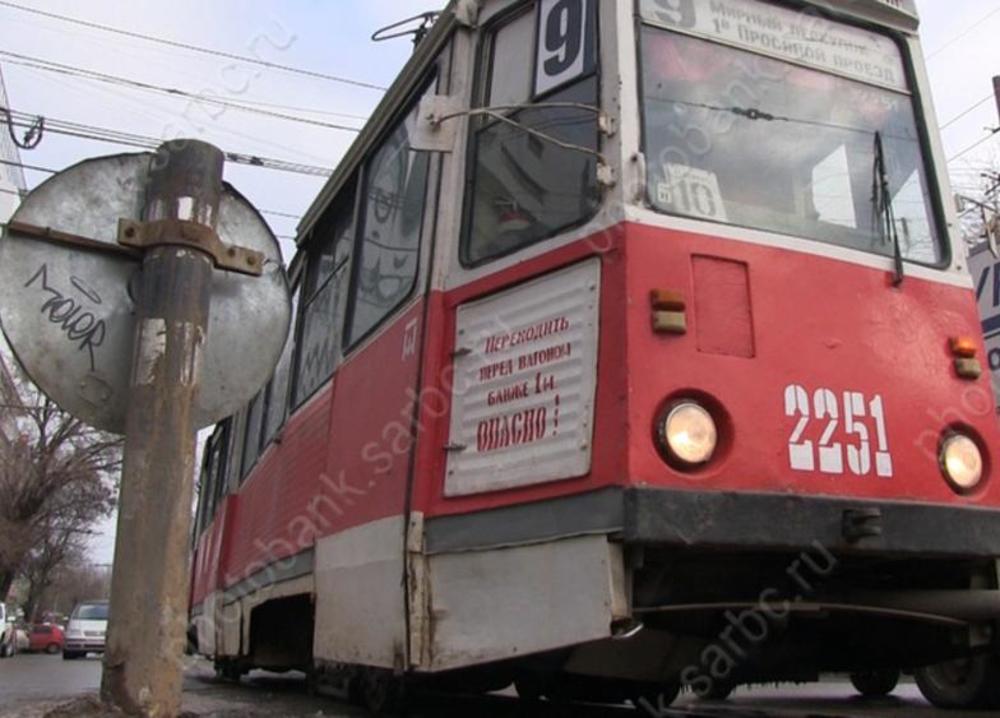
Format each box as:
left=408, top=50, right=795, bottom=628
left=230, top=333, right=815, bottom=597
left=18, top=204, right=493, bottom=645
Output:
left=28, top=624, right=64, bottom=654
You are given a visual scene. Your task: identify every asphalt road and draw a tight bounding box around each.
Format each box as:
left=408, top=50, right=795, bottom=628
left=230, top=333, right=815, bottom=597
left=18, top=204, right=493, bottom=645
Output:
left=0, top=653, right=991, bottom=717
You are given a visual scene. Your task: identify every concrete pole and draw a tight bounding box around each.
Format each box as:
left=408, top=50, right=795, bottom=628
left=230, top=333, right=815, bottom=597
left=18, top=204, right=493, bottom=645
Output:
left=101, top=140, right=223, bottom=717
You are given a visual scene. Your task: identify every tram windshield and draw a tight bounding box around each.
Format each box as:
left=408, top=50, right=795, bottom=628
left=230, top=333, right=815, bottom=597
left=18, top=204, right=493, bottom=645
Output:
left=639, top=0, right=943, bottom=265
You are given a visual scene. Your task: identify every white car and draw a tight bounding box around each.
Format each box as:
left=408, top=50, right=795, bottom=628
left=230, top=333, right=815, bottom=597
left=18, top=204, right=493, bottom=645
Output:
left=63, top=600, right=109, bottom=659
left=0, top=603, right=13, bottom=658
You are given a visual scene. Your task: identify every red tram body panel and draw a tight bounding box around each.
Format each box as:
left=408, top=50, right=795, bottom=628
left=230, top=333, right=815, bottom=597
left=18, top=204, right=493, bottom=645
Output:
left=189, top=0, right=1000, bottom=709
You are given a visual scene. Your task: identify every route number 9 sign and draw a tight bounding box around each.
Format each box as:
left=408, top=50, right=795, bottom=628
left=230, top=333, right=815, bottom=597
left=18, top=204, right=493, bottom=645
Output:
left=534, top=0, right=597, bottom=98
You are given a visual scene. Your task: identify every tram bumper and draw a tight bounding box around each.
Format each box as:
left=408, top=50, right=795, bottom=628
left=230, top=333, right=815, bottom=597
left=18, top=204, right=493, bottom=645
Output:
left=624, top=487, right=1000, bottom=559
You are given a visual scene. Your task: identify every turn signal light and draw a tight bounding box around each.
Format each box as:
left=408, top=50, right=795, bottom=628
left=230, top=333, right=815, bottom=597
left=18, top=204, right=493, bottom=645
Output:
left=955, top=358, right=983, bottom=380
left=650, top=289, right=687, bottom=335
left=950, top=337, right=978, bottom=358
left=650, top=289, right=685, bottom=311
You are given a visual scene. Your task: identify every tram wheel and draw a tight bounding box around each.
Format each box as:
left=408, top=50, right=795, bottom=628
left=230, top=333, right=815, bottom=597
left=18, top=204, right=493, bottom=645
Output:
left=359, top=668, right=406, bottom=715
left=849, top=669, right=900, bottom=697
left=514, top=674, right=547, bottom=702
left=696, top=679, right=735, bottom=701
left=915, top=655, right=1000, bottom=709
left=631, top=681, right=680, bottom=712
left=214, top=659, right=243, bottom=682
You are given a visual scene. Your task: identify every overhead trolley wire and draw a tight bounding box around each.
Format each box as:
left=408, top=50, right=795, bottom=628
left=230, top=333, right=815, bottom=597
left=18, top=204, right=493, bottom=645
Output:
left=925, top=5, right=1000, bottom=60
left=0, top=157, right=304, bottom=223
left=948, top=130, right=1000, bottom=164
left=0, top=50, right=364, bottom=134
left=940, top=94, right=995, bottom=131
left=0, top=0, right=387, bottom=92
left=0, top=157, right=55, bottom=174
left=4, top=109, right=332, bottom=177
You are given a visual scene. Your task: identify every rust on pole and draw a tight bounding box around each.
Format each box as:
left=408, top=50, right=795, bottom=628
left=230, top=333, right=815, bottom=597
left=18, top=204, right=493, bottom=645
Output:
left=102, top=140, right=224, bottom=717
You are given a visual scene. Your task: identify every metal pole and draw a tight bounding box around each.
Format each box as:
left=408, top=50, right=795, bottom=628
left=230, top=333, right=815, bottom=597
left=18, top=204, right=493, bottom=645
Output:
left=101, top=140, right=223, bottom=717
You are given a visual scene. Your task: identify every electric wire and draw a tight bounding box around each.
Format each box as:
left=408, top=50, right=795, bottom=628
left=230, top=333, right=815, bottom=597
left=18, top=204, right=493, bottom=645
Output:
left=0, top=50, right=364, bottom=134
left=0, top=0, right=387, bottom=92
left=925, top=5, right=1000, bottom=60
left=0, top=157, right=303, bottom=221
left=5, top=109, right=333, bottom=177
left=0, top=157, right=55, bottom=174
left=948, top=130, right=1000, bottom=164
left=940, top=94, right=995, bottom=130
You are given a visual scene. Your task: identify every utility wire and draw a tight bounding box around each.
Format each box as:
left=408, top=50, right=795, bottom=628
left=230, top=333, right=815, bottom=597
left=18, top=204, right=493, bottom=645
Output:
left=926, top=5, right=1000, bottom=60
left=0, top=157, right=303, bottom=221
left=5, top=109, right=332, bottom=177
left=259, top=208, right=300, bottom=220
left=0, top=50, right=363, bottom=134
left=948, top=130, right=1000, bottom=164
left=940, top=94, right=994, bottom=130
left=0, top=0, right=387, bottom=92
left=0, top=157, right=56, bottom=174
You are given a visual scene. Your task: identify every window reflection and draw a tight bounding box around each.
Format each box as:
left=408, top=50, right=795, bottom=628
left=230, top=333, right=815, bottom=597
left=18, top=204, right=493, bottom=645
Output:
left=641, top=30, right=941, bottom=264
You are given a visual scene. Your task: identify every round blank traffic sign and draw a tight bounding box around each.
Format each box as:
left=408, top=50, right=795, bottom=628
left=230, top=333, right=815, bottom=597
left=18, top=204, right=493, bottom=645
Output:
left=0, top=153, right=290, bottom=433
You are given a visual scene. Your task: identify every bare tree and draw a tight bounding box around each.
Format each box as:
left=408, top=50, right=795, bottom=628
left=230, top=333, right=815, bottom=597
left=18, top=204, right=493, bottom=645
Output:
left=0, top=349, right=120, bottom=601
left=19, top=522, right=88, bottom=622
left=31, top=559, right=112, bottom=621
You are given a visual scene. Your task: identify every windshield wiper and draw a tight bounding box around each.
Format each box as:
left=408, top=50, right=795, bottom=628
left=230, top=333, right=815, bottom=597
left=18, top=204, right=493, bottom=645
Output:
left=872, top=131, right=904, bottom=286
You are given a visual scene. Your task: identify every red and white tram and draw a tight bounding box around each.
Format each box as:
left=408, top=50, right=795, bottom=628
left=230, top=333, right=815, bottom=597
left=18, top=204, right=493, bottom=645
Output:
left=190, top=0, right=1000, bottom=710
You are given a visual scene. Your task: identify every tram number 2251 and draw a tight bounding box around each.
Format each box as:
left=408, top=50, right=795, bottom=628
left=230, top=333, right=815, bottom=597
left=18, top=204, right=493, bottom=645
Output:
left=784, top=385, right=893, bottom=478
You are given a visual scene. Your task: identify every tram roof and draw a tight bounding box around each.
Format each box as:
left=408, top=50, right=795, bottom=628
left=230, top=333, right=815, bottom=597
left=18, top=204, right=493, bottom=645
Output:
left=297, top=1, right=460, bottom=244
left=296, top=0, right=920, bottom=245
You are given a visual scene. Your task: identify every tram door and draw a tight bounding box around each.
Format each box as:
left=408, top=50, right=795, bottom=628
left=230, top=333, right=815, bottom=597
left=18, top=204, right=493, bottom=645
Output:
left=313, top=81, right=443, bottom=670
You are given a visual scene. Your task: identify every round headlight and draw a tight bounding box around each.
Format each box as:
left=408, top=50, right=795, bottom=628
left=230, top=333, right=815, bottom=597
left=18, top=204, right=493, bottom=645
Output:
left=940, top=434, right=984, bottom=491
left=662, top=402, right=718, bottom=466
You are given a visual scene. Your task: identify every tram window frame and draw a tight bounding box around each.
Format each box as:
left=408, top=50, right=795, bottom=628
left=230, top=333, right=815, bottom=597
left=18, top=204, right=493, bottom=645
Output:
left=225, top=408, right=247, bottom=489
left=240, top=389, right=266, bottom=482
left=343, top=77, right=437, bottom=351
left=292, top=186, right=357, bottom=409
left=634, top=2, right=949, bottom=270
left=459, top=0, right=602, bottom=268
left=263, top=280, right=301, bottom=441
left=195, top=420, right=230, bottom=533
left=194, top=443, right=212, bottom=537
left=209, top=421, right=229, bottom=519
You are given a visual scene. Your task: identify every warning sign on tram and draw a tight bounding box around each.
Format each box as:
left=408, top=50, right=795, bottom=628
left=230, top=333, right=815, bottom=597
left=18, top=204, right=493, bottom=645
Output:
left=445, top=259, right=600, bottom=497
left=639, top=0, right=907, bottom=92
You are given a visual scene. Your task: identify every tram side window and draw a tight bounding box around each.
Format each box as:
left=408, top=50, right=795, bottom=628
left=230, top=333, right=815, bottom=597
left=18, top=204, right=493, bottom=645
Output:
left=346, top=101, right=431, bottom=346
left=294, top=189, right=355, bottom=407
left=225, top=409, right=247, bottom=488
left=196, top=421, right=229, bottom=534
left=195, top=446, right=212, bottom=537
left=462, top=0, right=600, bottom=265
left=240, top=390, right=265, bottom=481
left=263, top=283, right=301, bottom=443
left=208, top=422, right=228, bottom=519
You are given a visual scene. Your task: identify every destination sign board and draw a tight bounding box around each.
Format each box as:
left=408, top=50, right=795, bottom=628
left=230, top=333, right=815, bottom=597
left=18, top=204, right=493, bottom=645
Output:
left=640, top=0, right=907, bottom=92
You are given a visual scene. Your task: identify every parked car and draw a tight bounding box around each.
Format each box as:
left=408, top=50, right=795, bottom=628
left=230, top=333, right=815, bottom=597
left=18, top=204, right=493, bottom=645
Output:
left=28, top=623, right=65, bottom=654
left=63, top=600, right=108, bottom=659
left=14, top=626, right=29, bottom=653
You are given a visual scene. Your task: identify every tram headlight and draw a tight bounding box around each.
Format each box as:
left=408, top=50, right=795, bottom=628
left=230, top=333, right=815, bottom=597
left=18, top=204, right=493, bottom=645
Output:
left=940, top=434, right=984, bottom=491
left=660, top=402, right=717, bottom=466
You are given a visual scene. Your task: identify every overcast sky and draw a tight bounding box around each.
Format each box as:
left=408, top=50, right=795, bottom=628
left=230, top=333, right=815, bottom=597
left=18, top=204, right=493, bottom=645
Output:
left=0, top=0, right=996, bottom=564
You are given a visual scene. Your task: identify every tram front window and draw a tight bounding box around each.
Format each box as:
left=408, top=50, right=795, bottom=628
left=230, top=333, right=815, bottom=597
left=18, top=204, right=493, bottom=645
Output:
left=639, top=4, right=943, bottom=266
